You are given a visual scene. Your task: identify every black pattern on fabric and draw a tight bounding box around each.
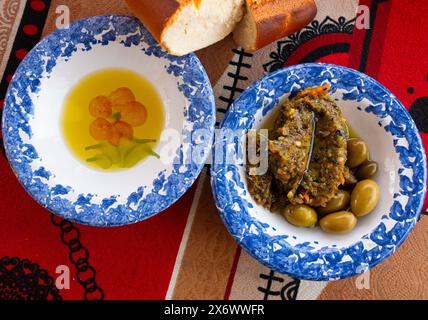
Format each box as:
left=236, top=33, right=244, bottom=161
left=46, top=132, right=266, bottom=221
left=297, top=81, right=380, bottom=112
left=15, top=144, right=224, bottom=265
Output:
left=263, top=16, right=355, bottom=72
left=216, top=48, right=253, bottom=126
left=0, top=256, right=62, bottom=300
left=258, top=270, right=300, bottom=300
left=50, top=214, right=104, bottom=300
left=409, top=97, right=428, bottom=134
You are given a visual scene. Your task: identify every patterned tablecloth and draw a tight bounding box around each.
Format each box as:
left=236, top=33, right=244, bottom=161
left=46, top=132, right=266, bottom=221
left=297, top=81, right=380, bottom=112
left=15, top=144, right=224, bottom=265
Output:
left=0, top=0, right=427, bottom=300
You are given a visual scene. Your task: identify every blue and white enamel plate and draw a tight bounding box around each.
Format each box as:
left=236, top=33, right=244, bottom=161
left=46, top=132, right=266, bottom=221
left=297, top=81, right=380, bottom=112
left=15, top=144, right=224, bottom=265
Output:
left=211, top=63, right=427, bottom=280
left=2, top=15, right=215, bottom=226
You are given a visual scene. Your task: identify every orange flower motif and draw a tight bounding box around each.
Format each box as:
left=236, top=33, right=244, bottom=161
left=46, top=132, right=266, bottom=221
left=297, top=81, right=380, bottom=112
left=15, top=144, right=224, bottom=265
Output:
left=88, top=87, right=148, bottom=147
left=89, top=95, right=112, bottom=118
left=89, top=118, right=114, bottom=141
left=113, top=101, right=147, bottom=127
left=107, top=127, right=122, bottom=147
left=114, top=121, right=134, bottom=140
left=109, top=87, right=135, bottom=105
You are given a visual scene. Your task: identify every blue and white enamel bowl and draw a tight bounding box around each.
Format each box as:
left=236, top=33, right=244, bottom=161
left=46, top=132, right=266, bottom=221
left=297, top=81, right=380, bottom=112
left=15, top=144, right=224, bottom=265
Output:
left=2, top=15, right=215, bottom=226
left=211, top=63, right=427, bottom=280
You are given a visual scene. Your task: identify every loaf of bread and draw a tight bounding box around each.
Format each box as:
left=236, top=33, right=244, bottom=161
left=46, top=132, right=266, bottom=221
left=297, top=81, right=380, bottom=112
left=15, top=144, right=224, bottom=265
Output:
left=233, top=0, right=317, bottom=52
left=125, top=0, right=245, bottom=56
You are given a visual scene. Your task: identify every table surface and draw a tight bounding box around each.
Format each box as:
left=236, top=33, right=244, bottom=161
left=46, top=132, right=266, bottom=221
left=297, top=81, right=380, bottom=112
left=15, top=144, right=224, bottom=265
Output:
left=0, top=0, right=427, bottom=300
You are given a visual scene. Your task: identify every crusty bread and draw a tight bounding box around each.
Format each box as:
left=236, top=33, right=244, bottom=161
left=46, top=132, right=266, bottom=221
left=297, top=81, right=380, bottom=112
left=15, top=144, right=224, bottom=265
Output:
left=233, top=0, right=317, bottom=52
left=125, top=0, right=245, bottom=56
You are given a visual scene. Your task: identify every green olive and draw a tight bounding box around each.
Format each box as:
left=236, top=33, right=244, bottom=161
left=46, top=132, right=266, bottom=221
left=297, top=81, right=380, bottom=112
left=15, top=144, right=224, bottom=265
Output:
left=347, top=138, right=369, bottom=168
left=282, top=204, right=318, bottom=227
left=355, top=161, right=378, bottom=180
left=319, top=211, right=357, bottom=234
left=318, top=190, right=351, bottom=215
left=350, top=179, right=380, bottom=217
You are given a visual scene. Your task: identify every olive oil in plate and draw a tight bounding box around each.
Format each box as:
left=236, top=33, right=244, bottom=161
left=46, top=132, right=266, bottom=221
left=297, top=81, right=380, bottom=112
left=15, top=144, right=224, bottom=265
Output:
left=62, top=68, right=164, bottom=171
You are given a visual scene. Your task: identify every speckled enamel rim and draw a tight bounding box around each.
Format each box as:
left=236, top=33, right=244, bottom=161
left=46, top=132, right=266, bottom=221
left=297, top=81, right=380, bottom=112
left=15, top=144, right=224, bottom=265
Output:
left=2, top=15, right=215, bottom=226
left=211, top=63, right=427, bottom=280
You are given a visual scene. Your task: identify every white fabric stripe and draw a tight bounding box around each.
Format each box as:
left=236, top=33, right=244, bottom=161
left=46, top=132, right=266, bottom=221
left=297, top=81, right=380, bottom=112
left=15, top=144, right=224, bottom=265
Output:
left=296, top=280, right=328, bottom=300
left=228, top=251, right=272, bottom=300
left=214, top=50, right=252, bottom=124
left=165, top=168, right=207, bottom=300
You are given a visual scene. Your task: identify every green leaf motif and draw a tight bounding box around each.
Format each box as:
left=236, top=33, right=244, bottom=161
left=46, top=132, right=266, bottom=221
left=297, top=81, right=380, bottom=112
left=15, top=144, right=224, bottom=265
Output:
left=110, top=112, right=122, bottom=122
left=85, top=138, right=158, bottom=170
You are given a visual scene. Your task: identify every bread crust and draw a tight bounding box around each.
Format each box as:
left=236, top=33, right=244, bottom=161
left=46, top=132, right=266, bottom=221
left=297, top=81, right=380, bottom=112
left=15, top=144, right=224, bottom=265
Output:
left=125, top=0, right=315, bottom=54
left=244, top=0, right=317, bottom=51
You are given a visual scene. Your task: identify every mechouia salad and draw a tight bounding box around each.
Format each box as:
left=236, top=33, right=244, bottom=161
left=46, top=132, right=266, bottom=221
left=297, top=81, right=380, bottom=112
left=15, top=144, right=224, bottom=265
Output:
left=247, top=85, right=380, bottom=234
